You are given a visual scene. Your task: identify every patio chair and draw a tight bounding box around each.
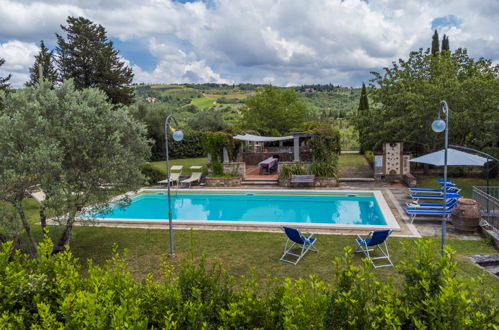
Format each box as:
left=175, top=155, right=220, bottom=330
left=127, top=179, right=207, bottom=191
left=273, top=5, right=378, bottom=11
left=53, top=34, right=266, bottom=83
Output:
left=355, top=230, right=393, bottom=268
left=180, top=166, right=203, bottom=188
left=158, top=165, right=183, bottom=187
left=280, top=226, right=318, bottom=265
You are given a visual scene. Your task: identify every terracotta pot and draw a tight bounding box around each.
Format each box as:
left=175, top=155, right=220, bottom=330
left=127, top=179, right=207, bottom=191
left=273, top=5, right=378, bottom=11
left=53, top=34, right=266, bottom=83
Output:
left=451, top=198, right=481, bottom=232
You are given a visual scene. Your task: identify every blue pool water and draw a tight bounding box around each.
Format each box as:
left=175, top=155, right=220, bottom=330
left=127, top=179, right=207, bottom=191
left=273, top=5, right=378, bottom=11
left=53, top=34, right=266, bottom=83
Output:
left=93, top=192, right=386, bottom=225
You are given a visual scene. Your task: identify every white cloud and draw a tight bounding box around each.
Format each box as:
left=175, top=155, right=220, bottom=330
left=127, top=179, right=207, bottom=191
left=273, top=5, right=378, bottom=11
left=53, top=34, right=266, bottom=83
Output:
left=0, top=0, right=498, bottom=87
left=132, top=39, right=231, bottom=84
left=0, top=40, right=39, bottom=87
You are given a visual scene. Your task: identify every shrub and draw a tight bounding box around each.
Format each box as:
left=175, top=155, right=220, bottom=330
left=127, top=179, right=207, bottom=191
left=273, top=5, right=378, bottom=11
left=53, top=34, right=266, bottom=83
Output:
left=311, top=155, right=338, bottom=178
left=141, top=163, right=164, bottom=185
left=0, top=238, right=496, bottom=328
left=278, top=163, right=309, bottom=180
left=211, top=160, right=224, bottom=176
left=309, top=125, right=341, bottom=161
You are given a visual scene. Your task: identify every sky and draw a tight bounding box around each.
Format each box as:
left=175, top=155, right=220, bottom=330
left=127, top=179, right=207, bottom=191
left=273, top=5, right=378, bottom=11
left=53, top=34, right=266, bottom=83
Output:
left=0, top=0, right=498, bottom=88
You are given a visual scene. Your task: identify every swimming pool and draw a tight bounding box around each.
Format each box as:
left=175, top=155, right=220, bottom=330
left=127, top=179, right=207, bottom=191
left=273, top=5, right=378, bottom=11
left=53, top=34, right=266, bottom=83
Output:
left=89, top=189, right=399, bottom=230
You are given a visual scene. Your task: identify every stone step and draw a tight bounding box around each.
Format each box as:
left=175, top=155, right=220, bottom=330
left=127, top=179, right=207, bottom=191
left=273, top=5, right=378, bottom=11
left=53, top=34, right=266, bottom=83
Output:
left=241, top=180, right=279, bottom=185
left=338, top=177, right=375, bottom=182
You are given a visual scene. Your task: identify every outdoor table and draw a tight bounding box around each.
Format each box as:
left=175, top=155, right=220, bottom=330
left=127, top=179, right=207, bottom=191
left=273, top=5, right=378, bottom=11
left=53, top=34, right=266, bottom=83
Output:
left=258, top=157, right=277, bottom=175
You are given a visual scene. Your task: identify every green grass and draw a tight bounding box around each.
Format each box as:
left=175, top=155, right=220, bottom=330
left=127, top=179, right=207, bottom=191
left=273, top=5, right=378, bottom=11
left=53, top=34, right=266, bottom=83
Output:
left=148, top=158, right=207, bottom=176
left=416, top=176, right=499, bottom=198
left=189, top=96, right=217, bottom=109
left=338, top=154, right=372, bottom=177
left=37, top=226, right=499, bottom=302
left=338, top=154, right=367, bottom=168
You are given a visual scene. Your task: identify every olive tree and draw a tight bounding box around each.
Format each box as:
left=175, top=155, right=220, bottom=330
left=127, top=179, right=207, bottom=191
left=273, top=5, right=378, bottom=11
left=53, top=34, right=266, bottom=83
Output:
left=0, top=81, right=150, bottom=253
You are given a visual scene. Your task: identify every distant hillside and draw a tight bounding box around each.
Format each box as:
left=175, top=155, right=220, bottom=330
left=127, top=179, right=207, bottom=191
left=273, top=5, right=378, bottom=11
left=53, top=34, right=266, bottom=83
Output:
left=133, top=83, right=360, bottom=124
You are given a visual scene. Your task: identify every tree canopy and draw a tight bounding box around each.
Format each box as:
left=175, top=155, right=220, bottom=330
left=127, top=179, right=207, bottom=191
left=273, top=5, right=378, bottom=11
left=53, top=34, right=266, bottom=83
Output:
left=240, top=86, right=310, bottom=135
left=56, top=16, right=134, bottom=105
left=0, top=81, right=150, bottom=253
left=26, top=40, right=58, bottom=87
left=359, top=47, right=499, bottom=154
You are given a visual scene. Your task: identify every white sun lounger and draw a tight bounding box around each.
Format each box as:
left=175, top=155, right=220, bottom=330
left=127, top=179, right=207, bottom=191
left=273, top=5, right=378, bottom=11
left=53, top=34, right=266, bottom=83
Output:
left=158, top=165, right=183, bottom=187
left=180, top=166, right=203, bottom=188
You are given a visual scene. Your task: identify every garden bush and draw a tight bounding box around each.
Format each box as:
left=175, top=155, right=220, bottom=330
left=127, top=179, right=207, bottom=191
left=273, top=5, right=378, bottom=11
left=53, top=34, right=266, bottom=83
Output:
left=309, top=124, right=341, bottom=178
left=141, top=163, right=164, bottom=185
left=279, top=163, right=310, bottom=180
left=0, top=238, right=496, bottom=329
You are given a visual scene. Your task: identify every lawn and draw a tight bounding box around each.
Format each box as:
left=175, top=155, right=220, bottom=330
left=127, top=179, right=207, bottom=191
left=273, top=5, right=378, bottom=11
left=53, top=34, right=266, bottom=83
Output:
left=337, top=154, right=372, bottom=178
left=416, top=175, right=499, bottom=198
left=148, top=157, right=208, bottom=176
left=39, top=225, right=499, bottom=302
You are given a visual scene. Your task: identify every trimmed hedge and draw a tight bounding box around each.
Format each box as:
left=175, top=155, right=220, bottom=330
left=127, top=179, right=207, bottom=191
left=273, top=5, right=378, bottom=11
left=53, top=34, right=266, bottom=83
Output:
left=0, top=239, right=496, bottom=329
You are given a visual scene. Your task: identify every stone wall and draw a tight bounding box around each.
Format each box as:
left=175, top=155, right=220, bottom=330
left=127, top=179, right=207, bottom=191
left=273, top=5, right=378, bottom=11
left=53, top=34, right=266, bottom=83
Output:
left=278, top=176, right=337, bottom=188
left=223, top=162, right=245, bottom=177
left=205, top=177, right=242, bottom=187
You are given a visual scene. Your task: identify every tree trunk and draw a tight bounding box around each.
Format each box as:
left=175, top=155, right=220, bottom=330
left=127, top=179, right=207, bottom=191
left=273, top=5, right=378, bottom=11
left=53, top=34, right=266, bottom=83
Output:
left=53, top=212, right=76, bottom=253
left=15, top=203, right=38, bottom=256
left=40, top=205, right=47, bottom=234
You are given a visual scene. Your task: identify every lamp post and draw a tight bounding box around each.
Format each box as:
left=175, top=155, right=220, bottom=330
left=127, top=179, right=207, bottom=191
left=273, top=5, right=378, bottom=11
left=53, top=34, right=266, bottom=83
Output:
left=164, top=115, right=184, bottom=257
left=431, top=101, right=449, bottom=253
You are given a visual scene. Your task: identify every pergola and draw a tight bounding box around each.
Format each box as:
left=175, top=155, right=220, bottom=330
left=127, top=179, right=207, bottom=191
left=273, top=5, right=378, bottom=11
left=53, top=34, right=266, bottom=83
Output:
left=233, top=132, right=310, bottom=161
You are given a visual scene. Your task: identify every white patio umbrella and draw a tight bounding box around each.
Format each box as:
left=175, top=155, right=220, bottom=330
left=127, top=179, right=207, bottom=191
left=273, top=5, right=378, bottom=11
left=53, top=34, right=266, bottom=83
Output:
left=409, top=148, right=488, bottom=166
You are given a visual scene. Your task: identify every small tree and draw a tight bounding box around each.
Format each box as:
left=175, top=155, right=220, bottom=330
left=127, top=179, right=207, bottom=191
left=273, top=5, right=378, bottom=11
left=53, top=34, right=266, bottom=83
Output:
left=0, top=57, right=11, bottom=91
left=240, top=85, right=310, bottom=135
left=0, top=89, right=61, bottom=254
left=26, top=40, right=58, bottom=87
left=0, top=81, right=150, bottom=253
left=56, top=16, right=134, bottom=105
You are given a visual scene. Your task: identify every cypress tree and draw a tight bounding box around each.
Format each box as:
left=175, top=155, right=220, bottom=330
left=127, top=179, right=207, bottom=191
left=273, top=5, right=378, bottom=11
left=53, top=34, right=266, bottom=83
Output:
left=431, top=29, right=439, bottom=55
left=357, top=82, right=370, bottom=152
left=0, top=58, right=11, bottom=91
left=56, top=16, right=134, bottom=105
left=442, top=35, right=450, bottom=51
left=26, top=40, right=58, bottom=87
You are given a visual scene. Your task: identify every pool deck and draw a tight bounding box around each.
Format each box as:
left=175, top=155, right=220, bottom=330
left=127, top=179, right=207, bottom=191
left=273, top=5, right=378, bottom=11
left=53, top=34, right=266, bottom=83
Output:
left=56, top=181, right=427, bottom=238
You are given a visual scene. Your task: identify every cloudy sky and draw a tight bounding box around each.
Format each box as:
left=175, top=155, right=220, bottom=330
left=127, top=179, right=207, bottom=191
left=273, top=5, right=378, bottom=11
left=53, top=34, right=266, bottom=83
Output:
left=0, top=0, right=498, bottom=88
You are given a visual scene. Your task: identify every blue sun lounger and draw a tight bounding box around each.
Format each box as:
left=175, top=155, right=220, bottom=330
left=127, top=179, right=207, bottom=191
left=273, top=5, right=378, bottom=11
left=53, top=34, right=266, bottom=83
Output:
left=410, top=192, right=461, bottom=200
left=409, top=187, right=460, bottom=194
left=405, top=199, right=458, bottom=209
left=280, top=226, right=318, bottom=265
left=405, top=207, right=453, bottom=223
left=355, top=230, right=393, bottom=268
